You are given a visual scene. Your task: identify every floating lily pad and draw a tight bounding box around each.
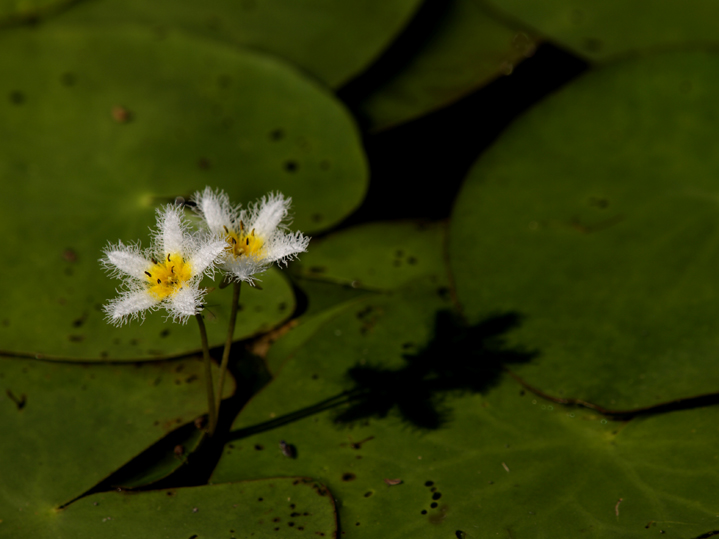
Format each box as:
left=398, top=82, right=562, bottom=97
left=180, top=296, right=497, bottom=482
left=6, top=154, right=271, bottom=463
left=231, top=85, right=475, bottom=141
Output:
left=449, top=51, right=719, bottom=409
left=0, top=26, right=366, bottom=360
left=0, top=355, right=234, bottom=534
left=482, top=0, right=719, bottom=61
left=9, top=478, right=337, bottom=538
left=51, top=0, right=423, bottom=88
left=212, top=279, right=719, bottom=538
left=291, top=221, right=450, bottom=291
left=359, top=0, right=537, bottom=131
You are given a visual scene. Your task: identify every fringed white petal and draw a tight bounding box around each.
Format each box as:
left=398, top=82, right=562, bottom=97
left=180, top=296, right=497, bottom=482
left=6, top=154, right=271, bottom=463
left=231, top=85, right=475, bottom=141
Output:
left=250, top=192, right=290, bottom=238
left=225, top=257, right=265, bottom=285
left=189, top=237, right=228, bottom=277
left=193, top=186, right=237, bottom=235
left=166, top=285, right=204, bottom=323
left=101, top=241, right=151, bottom=280
left=157, top=204, right=188, bottom=255
left=264, top=231, right=310, bottom=265
left=104, top=289, right=159, bottom=326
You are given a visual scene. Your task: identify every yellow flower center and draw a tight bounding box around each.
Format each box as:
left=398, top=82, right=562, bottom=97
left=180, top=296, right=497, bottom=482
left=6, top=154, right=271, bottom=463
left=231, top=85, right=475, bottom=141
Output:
left=224, top=225, right=265, bottom=260
left=144, top=253, right=193, bottom=300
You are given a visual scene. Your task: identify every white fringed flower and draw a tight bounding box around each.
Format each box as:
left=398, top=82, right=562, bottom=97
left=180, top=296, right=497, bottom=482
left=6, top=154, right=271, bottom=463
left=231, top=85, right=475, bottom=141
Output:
left=193, top=187, right=310, bottom=284
left=100, top=204, right=227, bottom=326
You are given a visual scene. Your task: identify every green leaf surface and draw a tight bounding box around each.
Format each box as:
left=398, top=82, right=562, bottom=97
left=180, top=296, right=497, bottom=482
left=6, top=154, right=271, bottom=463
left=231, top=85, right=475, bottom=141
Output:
left=0, top=355, right=234, bottom=530
left=482, top=0, right=719, bottom=62
left=9, top=478, right=337, bottom=538
left=212, top=280, right=719, bottom=538
left=265, top=279, right=372, bottom=376
left=359, top=0, right=537, bottom=131
left=291, top=221, right=450, bottom=291
left=51, top=0, right=423, bottom=88
left=0, top=25, right=367, bottom=360
left=0, top=0, right=69, bottom=26
left=449, top=51, right=719, bottom=409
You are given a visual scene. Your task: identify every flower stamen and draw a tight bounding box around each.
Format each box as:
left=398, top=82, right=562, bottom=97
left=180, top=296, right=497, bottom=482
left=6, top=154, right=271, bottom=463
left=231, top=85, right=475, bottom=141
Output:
left=145, top=253, right=193, bottom=300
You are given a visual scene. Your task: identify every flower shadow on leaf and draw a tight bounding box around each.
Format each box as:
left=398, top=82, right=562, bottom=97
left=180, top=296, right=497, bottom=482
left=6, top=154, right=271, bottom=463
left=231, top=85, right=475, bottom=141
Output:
left=333, top=310, right=537, bottom=429
left=229, top=310, right=536, bottom=441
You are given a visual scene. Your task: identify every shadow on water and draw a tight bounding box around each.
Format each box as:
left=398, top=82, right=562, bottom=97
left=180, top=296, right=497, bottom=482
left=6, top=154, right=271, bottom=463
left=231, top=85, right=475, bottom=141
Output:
left=229, top=309, right=537, bottom=440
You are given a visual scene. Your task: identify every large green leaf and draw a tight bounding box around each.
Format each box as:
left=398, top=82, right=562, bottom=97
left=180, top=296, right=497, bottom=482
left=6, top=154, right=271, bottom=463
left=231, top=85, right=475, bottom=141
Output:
left=10, top=478, right=337, bottom=538
left=0, top=355, right=234, bottom=532
left=212, top=279, right=719, bottom=538
left=0, top=26, right=366, bottom=360
left=359, top=0, right=537, bottom=131
left=482, top=0, right=719, bottom=62
left=449, top=51, right=719, bottom=409
left=49, top=0, right=423, bottom=88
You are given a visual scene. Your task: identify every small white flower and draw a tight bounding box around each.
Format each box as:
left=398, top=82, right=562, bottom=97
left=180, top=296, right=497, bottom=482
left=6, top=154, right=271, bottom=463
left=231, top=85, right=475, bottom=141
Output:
left=100, top=204, right=228, bottom=326
left=192, top=187, right=310, bottom=284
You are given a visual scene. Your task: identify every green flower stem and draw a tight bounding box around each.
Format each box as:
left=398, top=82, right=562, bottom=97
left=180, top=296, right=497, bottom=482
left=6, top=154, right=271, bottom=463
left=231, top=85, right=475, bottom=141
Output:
left=216, top=281, right=241, bottom=416
left=195, top=313, right=217, bottom=436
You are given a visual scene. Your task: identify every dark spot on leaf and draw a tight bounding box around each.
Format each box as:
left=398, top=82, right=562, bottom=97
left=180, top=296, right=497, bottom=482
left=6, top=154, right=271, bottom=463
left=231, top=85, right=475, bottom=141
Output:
left=285, top=160, right=298, bottom=172
left=130, top=339, right=139, bottom=346
left=62, top=248, right=78, bottom=262
left=584, top=38, right=602, bottom=52
left=9, top=91, right=24, bottom=104
left=189, top=534, right=198, bottom=538
left=320, top=160, right=331, bottom=170
left=290, top=504, right=296, bottom=509
left=363, top=491, right=373, bottom=498
left=288, top=522, right=295, bottom=527
left=303, top=512, right=309, bottom=516
left=72, top=313, right=87, bottom=328
left=273, top=518, right=281, bottom=523
left=69, top=335, right=84, bottom=342
left=274, top=528, right=280, bottom=532
left=407, top=256, right=417, bottom=265
left=111, top=106, right=132, bottom=123
left=198, top=157, right=211, bottom=170
left=6, top=390, right=26, bottom=410
left=431, top=502, right=438, bottom=508
left=424, top=481, right=434, bottom=487
left=291, top=512, right=300, bottom=517
left=175, top=380, right=182, bottom=385
left=311, top=374, right=319, bottom=380
left=218, top=75, right=232, bottom=88
left=160, top=329, right=170, bottom=338
left=355, top=523, right=360, bottom=526
left=437, top=287, right=451, bottom=301
left=270, top=129, right=284, bottom=140
left=342, top=473, right=356, bottom=482
left=278, top=302, right=287, bottom=311
left=456, top=531, right=466, bottom=539
left=185, top=374, right=198, bottom=383
left=356, top=455, right=362, bottom=459
left=432, top=492, right=442, bottom=500
left=430, top=487, right=437, bottom=492
left=519, top=390, right=525, bottom=396
left=100, top=351, right=108, bottom=359
left=298, top=527, right=304, bottom=531
left=309, top=266, right=326, bottom=274
left=395, top=250, right=404, bottom=257
left=258, top=498, right=263, bottom=502
left=421, top=510, right=427, bottom=515
left=488, top=481, right=493, bottom=485
left=166, top=490, right=175, bottom=496
left=60, top=72, right=76, bottom=86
